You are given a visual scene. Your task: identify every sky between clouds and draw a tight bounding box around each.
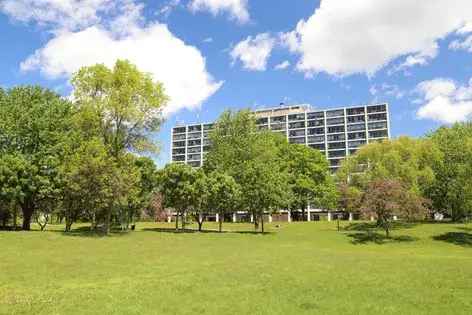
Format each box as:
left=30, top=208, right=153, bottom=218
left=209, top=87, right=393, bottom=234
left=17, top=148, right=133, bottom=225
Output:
left=1, top=0, right=472, bottom=164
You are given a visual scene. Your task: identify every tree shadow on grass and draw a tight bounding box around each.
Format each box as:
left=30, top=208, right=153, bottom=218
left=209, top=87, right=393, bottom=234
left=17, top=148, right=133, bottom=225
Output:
left=432, top=232, right=472, bottom=247
left=347, top=232, right=418, bottom=245
left=59, top=226, right=131, bottom=238
left=343, top=221, right=418, bottom=232
left=142, top=227, right=274, bottom=235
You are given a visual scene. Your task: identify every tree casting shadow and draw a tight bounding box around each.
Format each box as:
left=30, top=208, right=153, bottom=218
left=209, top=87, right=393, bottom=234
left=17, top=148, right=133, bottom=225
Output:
left=347, top=232, right=418, bottom=245
left=142, top=227, right=274, bottom=235
left=433, top=232, right=472, bottom=247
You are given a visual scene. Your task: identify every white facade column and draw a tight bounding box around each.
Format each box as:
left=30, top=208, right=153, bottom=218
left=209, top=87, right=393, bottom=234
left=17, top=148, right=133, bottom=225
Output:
left=287, top=211, right=292, bottom=222
left=307, top=211, right=311, bottom=222
left=349, top=212, right=353, bottom=221
left=232, top=213, right=237, bottom=223
left=167, top=216, right=171, bottom=223
left=327, top=212, right=332, bottom=222
left=268, top=214, right=272, bottom=223
left=215, top=213, right=219, bottom=222
left=250, top=214, right=254, bottom=223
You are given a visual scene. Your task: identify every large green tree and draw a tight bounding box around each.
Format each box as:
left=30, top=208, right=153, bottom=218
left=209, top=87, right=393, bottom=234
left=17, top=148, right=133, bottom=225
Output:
left=157, top=163, right=196, bottom=231
left=428, top=123, right=472, bottom=221
left=0, top=86, right=73, bottom=230
left=281, top=143, right=336, bottom=220
left=71, top=59, right=168, bottom=157
left=205, top=111, right=290, bottom=232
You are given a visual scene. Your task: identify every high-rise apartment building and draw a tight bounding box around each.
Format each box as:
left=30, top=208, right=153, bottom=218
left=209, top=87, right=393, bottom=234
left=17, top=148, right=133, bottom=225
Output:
left=171, top=103, right=390, bottom=170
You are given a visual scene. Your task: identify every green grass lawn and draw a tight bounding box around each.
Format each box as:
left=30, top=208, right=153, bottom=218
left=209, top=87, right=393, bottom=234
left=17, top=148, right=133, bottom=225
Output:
left=1, top=221, right=471, bottom=315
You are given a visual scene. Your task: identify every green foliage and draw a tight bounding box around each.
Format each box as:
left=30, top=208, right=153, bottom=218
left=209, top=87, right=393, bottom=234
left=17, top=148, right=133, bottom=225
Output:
left=157, top=163, right=196, bottom=230
left=360, top=179, right=429, bottom=237
left=428, top=123, right=472, bottom=221
left=71, top=59, right=168, bottom=156
left=205, top=110, right=290, bottom=232
left=0, top=86, right=73, bottom=230
left=282, top=143, right=337, bottom=215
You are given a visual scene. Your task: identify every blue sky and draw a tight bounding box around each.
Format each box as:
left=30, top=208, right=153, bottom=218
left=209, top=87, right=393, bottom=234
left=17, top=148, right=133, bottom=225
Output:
left=1, top=0, right=472, bottom=166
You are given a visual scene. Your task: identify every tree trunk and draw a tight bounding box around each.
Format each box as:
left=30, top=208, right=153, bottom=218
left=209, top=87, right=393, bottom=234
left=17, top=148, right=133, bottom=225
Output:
left=105, top=208, right=112, bottom=235
left=219, top=211, right=223, bottom=233
left=261, top=213, right=265, bottom=233
left=175, top=211, right=179, bottom=231
left=13, top=207, right=17, bottom=230
left=21, top=201, right=34, bottom=231
left=301, top=206, right=306, bottom=222
left=198, top=218, right=203, bottom=232
left=253, top=211, right=258, bottom=231
left=181, top=211, right=185, bottom=231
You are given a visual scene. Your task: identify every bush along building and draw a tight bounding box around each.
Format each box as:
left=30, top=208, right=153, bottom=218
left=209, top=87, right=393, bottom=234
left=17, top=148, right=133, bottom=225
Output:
left=169, top=103, right=390, bottom=222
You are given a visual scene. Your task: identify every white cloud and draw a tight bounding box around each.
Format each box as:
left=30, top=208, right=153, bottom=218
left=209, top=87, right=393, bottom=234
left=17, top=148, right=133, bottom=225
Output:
left=274, top=60, right=290, bottom=70
left=203, top=37, right=213, bottom=43
left=230, top=33, right=275, bottom=71
left=370, top=83, right=404, bottom=100
left=281, top=0, right=472, bottom=77
left=449, top=36, right=472, bottom=52
left=416, top=78, right=472, bottom=123
left=0, top=0, right=115, bottom=30
left=189, top=0, right=249, bottom=24
left=158, top=0, right=181, bottom=19
left=4, top=0, right=222, bottom=116
left=21, top=24, right=222, bottom=116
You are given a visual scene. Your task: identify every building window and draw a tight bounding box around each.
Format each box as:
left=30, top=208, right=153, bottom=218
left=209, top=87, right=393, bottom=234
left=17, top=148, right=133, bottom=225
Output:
left=187, top=139, right=201, bottom=146
left=203, top=124, right=214, bottom=130
left=271, top=116, right=286, bottom=123
left=271, top=123, right=286, bottom=131
left=188, top=125, right=202, bottom=132
left=367, top=104, right=387, bottom=113
left=347, top=124, right=366, bottom=132
left=187, top=147, right=201, bottom=154
left=348, top=132, right=366, bottom=140
left=187, top=132, right=201, bottom=139
left=172, top=148, right=185, bottom=155
left=173, top=134, right=186, bottom=141
left=289, top=121, right=305, bottom=129
left=307, top=111, right=324, bottom=119
left=328, top=126, right=345, bottom=133
left=288, top=113, right=306, bottom=121
left=257, top=117, right=268, bottom=125
left=308, top=127, right=325, bottom=135
left=289, top=137, right=306, bottom=144
left=327, top=134, right=345, bottom=142
left=347, top=115, right=365, bottom=123
left=369, top=130, right=388, bottom=138
left=326, top=117, right=345, bottom=126
left=289, top=130, right=305, bottom=137
left=307, top=120, right=324, bottom=127
left=326, top=109, right=344, bottom=117
left=328, top=142, right=346, bottom=150
left=173, top=127, right=186, bottom=134
left=328, top=150, right=346, bottom=158
left=368, top=121, right=388, bottom=130
left=368, top=113, right=387, bottom=121
left=307, top=135, right=324, bottom=143
left=348, top=140, right=366, bottom=148
left=172, top=155, right=185, bottom=162
left=347, top=107, right=365, bottom=115
left=173, top=141, right=185, bottom=148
